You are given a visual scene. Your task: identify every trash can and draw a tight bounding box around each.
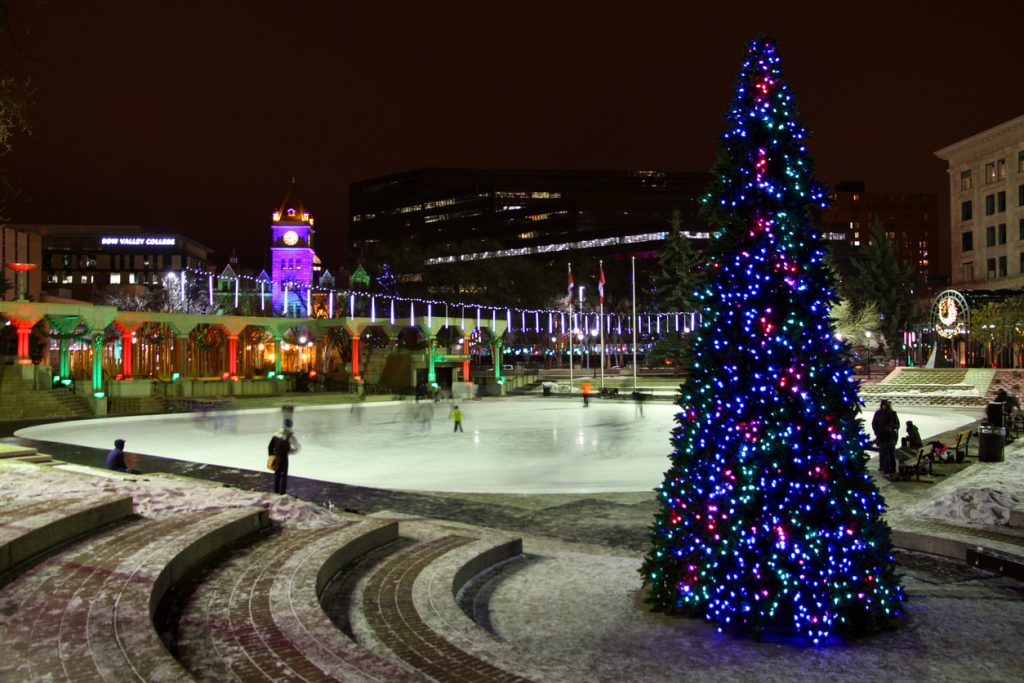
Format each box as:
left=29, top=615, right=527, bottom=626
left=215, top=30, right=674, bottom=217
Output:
left=542, top=384, right=552, bottom=397
left=978, top=426, right=1005, bottom=462
left=986, top=402, right=1006, bottom=428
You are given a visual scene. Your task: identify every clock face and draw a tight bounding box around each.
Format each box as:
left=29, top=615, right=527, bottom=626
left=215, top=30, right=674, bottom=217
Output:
left=282, top=230, right=299, bottom=246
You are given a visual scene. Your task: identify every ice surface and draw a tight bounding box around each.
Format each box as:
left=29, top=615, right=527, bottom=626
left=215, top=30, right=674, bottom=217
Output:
left=16, top=398, right=977, bottom=494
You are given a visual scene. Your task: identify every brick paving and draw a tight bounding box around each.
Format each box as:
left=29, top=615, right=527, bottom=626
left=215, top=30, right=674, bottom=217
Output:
left=0, top=508, right=265, bottom=682
left=363, top=534, right=531, bottom=683
left=176, top=521, right=422, bottom=682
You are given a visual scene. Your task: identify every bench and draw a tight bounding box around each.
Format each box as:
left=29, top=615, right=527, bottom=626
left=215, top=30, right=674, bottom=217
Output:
left=953, top=429, right=973, bottom=462
left=898, top=444, right=936, bottom=481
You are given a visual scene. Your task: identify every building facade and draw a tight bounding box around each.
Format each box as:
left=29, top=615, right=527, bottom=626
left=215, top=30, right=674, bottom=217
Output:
left=8, top=224, right=214, bottom=302
left=819, top=181, right=940, bottom=284
left=349, top=168, right=712, bottom=263
left=935, top=114, right=1024, bottom=289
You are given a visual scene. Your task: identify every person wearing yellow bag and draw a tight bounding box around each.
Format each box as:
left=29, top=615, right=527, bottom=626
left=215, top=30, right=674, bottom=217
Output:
left=267, top=418, right=301, bottom=495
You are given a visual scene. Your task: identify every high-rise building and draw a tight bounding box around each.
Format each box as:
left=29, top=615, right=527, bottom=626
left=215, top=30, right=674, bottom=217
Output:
left=819, top=181, right=939, bottom=284
left=348, top=168, right=712, bottom=264
left=935, top=114, right=1024, bottom=288
left=270, top=181, right=318, bottom=316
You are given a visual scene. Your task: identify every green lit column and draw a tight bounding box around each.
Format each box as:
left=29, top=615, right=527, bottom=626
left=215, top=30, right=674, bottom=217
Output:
left=493, top=339, right=504, bottom=382
left=91, top=332, right=104, bottom=394
left=427, top=337, right=437, bottom=384
left=59, top=336, right=71, bottom=379
left=274, top=337, right=283, bottom=377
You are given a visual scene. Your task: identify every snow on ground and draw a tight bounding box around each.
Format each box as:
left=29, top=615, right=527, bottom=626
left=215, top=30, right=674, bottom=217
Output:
left=15, top=398, right=977, bottom=495
left=4, top=407, right=1024, bottom=678
left=905, top=451, right=1024, bottom=526
left=0, top=460, right=340, bottom=528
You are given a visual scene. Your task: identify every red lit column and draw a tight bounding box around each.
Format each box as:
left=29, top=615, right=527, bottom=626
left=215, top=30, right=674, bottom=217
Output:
left=228, top=335, right=238, bottom=375
left=15, top=323, right=32, bottom=365
left=113, top=322, right=141, bottom=378
left=122, top=334, right=133, bottom=377
left=351, top=337, right=360, bottom=380
left=462, top=336, right=470, bottom=383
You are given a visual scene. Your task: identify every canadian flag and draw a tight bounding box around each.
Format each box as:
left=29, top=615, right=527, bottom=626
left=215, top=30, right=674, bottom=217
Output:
left=567, top=265, right=574, bottom=307
left=598, top=262, right=605, bottom=305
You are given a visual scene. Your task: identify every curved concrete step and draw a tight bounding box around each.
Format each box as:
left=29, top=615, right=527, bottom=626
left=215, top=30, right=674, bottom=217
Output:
left=0, top=492, right=133, bottom=583
left=175, top=518, right=420, bottom=682
left=0, top=506, right=269, bottom=682
left=360, top=534, right=533, bottom=683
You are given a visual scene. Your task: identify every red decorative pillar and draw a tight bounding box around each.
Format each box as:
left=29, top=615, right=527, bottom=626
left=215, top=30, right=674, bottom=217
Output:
left=122, top=333, right=133, bottom=377
left=228, top=335, right=238, bottom=375
left=462, top=336, right=470, bottom=383
left=112, top=322, right=142, bottom=378
left=14, top=322, right=33, bottom=365
left=351, top=336, right=361, bottom=381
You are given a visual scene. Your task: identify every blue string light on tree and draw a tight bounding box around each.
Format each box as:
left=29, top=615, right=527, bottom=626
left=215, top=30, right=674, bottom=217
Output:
left=640, top=37, right=904, bottom=644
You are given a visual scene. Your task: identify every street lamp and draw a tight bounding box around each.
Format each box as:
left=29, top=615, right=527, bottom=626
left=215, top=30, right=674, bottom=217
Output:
left=5, top=263, right=37, bottom=301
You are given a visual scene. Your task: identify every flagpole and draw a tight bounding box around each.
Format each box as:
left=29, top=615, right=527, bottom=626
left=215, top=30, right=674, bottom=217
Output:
left=568, top=263, right=574, bottom=387
left=599, top=260, right=605, bottom=390
left=631, top=256, right=637, bottom=392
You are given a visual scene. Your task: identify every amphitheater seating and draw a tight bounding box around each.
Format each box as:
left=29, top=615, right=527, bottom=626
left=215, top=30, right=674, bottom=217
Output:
left=0, top=506, right=269, bottom=682
left=361, top=533, right=532, bottom=682
left=175, top=518, right=422, bottom=681
left=0, top=492, right=133, bottom=581
left=0, top=458, right=534, bottom=682
left=862, top=368, right=993, bottom=407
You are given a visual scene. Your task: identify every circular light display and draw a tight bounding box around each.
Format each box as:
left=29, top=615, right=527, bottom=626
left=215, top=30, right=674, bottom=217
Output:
left=937, top=296, right=958, bottom=326
left=282, top=230, right=299, bottom=246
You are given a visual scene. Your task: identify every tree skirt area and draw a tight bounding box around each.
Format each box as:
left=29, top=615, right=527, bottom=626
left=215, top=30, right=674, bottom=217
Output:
left=2, top=461, right=1023, bottom=681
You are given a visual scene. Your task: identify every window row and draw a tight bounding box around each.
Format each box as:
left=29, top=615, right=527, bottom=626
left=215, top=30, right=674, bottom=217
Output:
left=961, top=219, right=1024, bottom=251
left=961, top=154, right=1024, bottom=191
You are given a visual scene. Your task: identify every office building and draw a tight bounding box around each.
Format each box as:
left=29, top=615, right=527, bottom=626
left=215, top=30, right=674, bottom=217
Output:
left=819, top=181, right=939, bottom=284
left=349, top=168, right=712, bottom=264
left=935, top=114, right=1024, bottom=288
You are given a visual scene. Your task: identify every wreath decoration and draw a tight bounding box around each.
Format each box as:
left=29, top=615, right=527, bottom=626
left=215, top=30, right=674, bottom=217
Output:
left=194, top=325, right=224, bottom=351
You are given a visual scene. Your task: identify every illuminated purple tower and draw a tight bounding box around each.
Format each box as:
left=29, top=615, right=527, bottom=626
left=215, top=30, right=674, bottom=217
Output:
left=270, top=180, right=316, bottom=316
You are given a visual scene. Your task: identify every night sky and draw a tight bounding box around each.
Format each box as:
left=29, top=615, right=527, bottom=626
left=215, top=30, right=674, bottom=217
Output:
left=1, top=0, right=1022, bottom=275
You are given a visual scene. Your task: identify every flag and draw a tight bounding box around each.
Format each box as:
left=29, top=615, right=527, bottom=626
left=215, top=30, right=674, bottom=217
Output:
left=598, top=261, right=606, bottom=305
left=567, top=264, right=574, bottom=307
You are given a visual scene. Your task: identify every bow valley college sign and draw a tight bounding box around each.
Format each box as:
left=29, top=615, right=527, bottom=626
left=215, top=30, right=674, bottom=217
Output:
left=930, top=289, right=969, bottom=339
left=99, top=236, right=177, bottom=247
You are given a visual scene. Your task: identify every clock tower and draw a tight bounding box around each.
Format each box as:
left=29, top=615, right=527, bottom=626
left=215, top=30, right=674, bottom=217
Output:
left=270, top=180, right=317, bottom=316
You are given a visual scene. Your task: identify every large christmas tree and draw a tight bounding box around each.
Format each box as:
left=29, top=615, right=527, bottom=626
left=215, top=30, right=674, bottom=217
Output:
left=641, top=38, right=904, bottom=644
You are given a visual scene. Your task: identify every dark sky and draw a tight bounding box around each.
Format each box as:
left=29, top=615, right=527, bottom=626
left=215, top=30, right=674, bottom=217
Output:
left=2, top=0, right=1022, bottom=273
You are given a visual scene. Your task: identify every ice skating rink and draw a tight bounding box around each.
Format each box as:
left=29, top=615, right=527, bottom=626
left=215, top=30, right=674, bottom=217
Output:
left=16, top=398, right=978, bottom=494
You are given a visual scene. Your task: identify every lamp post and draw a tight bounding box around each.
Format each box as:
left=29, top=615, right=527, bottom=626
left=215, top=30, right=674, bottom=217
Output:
left=5, top=263, right=37, bottom=301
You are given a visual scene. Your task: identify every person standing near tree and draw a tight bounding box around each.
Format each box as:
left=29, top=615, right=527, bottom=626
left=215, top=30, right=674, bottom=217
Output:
left=269, top=418, right=300, bottom=495
left=872, top=399, right=900, bottom=479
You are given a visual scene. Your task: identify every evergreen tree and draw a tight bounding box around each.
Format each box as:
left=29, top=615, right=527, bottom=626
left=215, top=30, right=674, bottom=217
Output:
left=641, top=38, right=903, bottom=643
left=647, top=209, right=706, bottom=372
left=655, top=208, right=705, bottom=312
left=842, top=219, right=917, bottom=358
